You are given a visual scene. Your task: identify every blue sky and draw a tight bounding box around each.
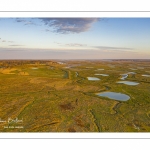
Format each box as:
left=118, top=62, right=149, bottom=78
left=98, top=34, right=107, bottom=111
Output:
left=0, top=18, right=150, bottom=59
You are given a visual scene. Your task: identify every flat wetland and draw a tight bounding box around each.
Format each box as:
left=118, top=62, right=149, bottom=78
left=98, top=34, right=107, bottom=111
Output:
left=0, top=60, right=150, bottom=132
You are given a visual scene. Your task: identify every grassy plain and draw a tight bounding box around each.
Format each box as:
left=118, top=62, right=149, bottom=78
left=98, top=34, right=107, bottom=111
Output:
left=0, top=60, right=150, bottom=132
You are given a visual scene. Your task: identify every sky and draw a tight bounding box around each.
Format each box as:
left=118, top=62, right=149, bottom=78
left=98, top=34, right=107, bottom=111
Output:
left=0, top=18, right=150, bottom=59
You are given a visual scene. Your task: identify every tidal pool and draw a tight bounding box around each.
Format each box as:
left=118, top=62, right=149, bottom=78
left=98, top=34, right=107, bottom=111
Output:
left=142, top=74, right=150, bottom=77
left=57, top=62, right=65, bottom=64
left=87, top=77, right=100, bottom=81
left=120, top=74, right=128, bottom=80
left=117, top=81, right=139, bottom=85
left=108, top=65, right=115, bottom=68
left=130, top=68, right=137, bottom=70
left=32, top=68, right=38, bottom=69
left=127, top=72, right=136, bottom=74
left=137, top=67, right=144, bottom=69
left=75, top=72, right=79, bottom=77
left=120, top=72, right=136, bottom=80
left=95, top=74, right=109, bottom=76
left=96, top=92, right=130, bottom=101
left=97, top=69, right=104, bottom=70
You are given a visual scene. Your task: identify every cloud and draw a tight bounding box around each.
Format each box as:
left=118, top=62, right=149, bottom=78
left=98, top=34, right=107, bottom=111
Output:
left=65, top=43, right=87, bottom=47
left=15, top=18, right=100, bottom=34
left=53, top=42, right=87, bottom=47
left=0, top=49, right=24, bottom=51
left=45, top=29, right=50, bottom=32
left=0, top=39, right=15, bottom=44
left=16, top=18, right=36, bottom=26
left=0, top=48, right=142, bottom=60
left=54, top=42, right=60, bottom=44
left=16, top=19, right=25, bottom=23
left=24, top=21, right=35, bottom=25
left=39, top=18, right=99, bottom=34
left=94, top=46, right=134, bottom=51
left=54, top=42, right=62, bottom=45
left=9, top=45, right=24, bottom=46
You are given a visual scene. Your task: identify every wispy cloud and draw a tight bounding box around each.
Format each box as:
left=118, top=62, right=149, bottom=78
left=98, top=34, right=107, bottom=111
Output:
left=0, top=39, right=15, bottom=43
left=9, top=45, right=24, bottom=46
left=54, top=42, right=60, bottom=44
left=0, top=48, right=141, bottom=60
left=54, top=42, right=133, bottom=51
left=8, top=41, right=14, bottom=43
left=45, top=29, right=50, bottom=32
left=16, top=18, right=36, bottom=26
left=24, top=21, right=35, bottom=25
left=16, top=19, right=25, bottom=23
left=94, top=46, right=134, bottom=51
left=39, top=18, right=100, bottom=34
left=53, top=42, right=87, bottom=47
left=54, top=42, right=62, bottom=45
left=65, top=43, right=87, bottom=47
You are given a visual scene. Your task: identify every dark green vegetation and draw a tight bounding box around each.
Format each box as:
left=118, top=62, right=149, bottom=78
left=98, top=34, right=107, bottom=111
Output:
left=0, top=60, right=150, bottom=132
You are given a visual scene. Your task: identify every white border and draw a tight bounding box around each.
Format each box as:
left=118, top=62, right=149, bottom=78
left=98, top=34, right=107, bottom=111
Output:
left=0, top=0, right=150, bottom=11
left=1, top=12, right=150, bottom=17
left=0, top=133, right=150, bottom=138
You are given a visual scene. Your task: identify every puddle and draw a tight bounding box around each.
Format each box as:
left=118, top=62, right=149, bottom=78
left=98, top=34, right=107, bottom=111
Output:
left=120, top=72, right=136, bottom=80
left=142, top=74, right=150, bottom=77
left=130, top=68, right=138, bottom=70
left=95, top=74, right=109, bottom=76
left=120, top=74, right=128, bottom=80
left=86, top=67, right=94, bottom=68
left=57, top=62, right=65, bottom=64
left=117, top=81, right=139, bottom=85
left=96, top=92, right=130, bottom=101
left=87, top=77, right=100, bottom=81
left=95, top=69, right=104, bottom=71
left=32, top=68, right=38, bottom=69
left=137, top=67, right=144, bottom=69
left=127, top=72, right=136, bottom=74
left=75, top=72, right=79, bottom=77
left=108, top=65, right=115, bottom=68
left=97, top=69, right=104, bottom=70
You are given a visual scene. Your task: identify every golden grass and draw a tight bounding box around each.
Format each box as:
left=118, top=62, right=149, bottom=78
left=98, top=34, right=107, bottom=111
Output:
left=0, top=60, right=150, bottom=132
left=0, top=68, right=18, bottom=74
left=18, top=72, right=29, bottom=76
